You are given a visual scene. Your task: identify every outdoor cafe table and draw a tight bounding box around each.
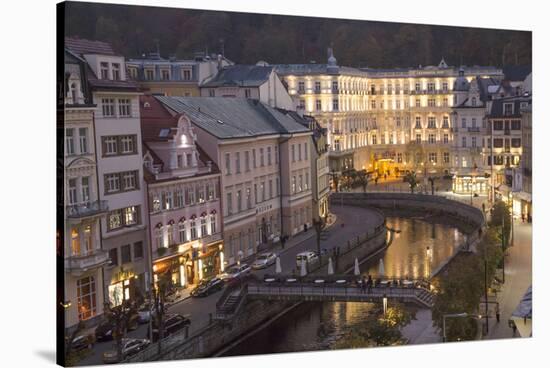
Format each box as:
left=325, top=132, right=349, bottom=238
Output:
left=314, top=279, right=325, bottom=284
left=264, top=278, right=276, bottom=283
left=286, top=278, right=297, bottom=283
left=336, top=279, right=346, bottom=284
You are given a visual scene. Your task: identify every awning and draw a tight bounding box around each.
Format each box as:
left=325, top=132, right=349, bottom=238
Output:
left=510, top=286, right=532, bottom=338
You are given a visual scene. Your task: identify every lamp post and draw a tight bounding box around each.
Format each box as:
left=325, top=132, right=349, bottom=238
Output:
left=382, top=294, right=388, bottom=317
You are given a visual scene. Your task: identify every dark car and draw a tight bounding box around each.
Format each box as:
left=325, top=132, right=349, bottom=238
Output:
left=102, top=338, right=150, bottom=364
left=95, top=313, right=139, bottom=341
left=67, top=333, right=95, bottom=352
left=151, top=314, right=191, bottom=342
left=190, top=278, right=224, bottom=297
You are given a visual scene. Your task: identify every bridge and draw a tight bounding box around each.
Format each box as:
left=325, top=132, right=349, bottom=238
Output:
left=215, top=275, right=435, bottom=320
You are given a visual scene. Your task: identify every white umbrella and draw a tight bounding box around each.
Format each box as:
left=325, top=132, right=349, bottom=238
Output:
left=328, top=257, right=334, bottom=275
left=354, top=258, right=360, bottom=276
left=378, top=258, right=385, bottom=277
left=300, top=259, right=307, bottom=277
left=275, top=257, right=282, bottom=274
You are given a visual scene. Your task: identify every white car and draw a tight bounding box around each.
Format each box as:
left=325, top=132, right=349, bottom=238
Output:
left=296, top=251, right=319, bottom=268
left=219, top=264, right=251, bottom=281
left=252, top=252, right=277, bottom=270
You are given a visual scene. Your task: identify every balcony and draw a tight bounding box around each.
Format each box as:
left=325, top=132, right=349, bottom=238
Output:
left=65, top=249, right=110, bottom=275
left=201, top=232, right=223, bottom=245
left=66, top=200, right=108, bottom=219
left=468, top=127, right=481, bottom=132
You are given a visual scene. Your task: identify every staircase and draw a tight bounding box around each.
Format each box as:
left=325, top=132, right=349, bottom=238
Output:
left=215, top=285, right=248, bottom=320
left=415, top=288, right=434, bottom=308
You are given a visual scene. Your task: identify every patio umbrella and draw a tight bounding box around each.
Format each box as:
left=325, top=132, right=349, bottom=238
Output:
left=275, top=257, right=282, bottom=274
left=328, top=257, right=334, bottom=275
left=354, top=258, right=360, bottom=276
left=378, top=258, right=385, bottom=277
left=300, top=259, right=307, bottom=277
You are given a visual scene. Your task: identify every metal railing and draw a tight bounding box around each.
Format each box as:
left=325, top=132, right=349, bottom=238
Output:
left=66, top=200, right=108, bottom=218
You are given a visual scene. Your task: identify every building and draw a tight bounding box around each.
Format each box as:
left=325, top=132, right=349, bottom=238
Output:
left=126, top=51, right=231, bottom=97
left=156, top=97, right=313, bottom=266
left=140, top=95, right=223, bottom=288
left=518, top=102, right=532, bottom=218
left=66, top=38, right=150, bottom=308
left=275, top=49, right=503, bottom=179
left=451, top=73, right=500, bottom=195
left=199, top=63, right=294, bottom=110
left=484, top=94, right=532, bottom=211
left=62, top=49, right=109, bottom=331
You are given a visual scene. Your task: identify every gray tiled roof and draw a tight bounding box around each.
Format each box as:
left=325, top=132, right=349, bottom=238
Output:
left=155, top=96, right=310, bottom=139
left=201, top=65, right=273, bottom=87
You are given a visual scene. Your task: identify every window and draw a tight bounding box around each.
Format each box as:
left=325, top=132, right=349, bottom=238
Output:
left=298, top=81, right=305, bottom=93
left=371, top=100, right=376, bottom=109
left=109, top=248, right=118, bottom=267
left=415, top=82, right=421, bottom=92
left=105, top=173, right=120, bottom=193
left=442, top=98, right=449, bottom=107
left=107, top=209, right=127, bottom=231
left=304, top=142, right=308, bottom=160
left=121, top=244, right=131, bottom=264
left=472, top=137, right=477, bottom=148
left=208, top=89, right=215, bottom=97
left=110, top=63, right=120, bottom=80
left=428, top=99, right=436, bottom=107
left=244, top=89, right=251, bottom=98
left=122, top=171, right=137, bottom=190
left=269, top=180, right=273, bottom=198
left=77, top=277, right=97, bottom=320
left=442, top=116, right=450, bottom=129
left=201, top=217, right=208, bottom=237
left=511, top=120, right=521, bottom=130
left=246, top=187, right=252, bottom=209
left=504, top=103, right=514, bottom=115
left=305, top=173, right=309, bottom=190
left=443, top=134, right=449, bottom=144
left=428, top=134, right=436, bottom=144
left=161, top=69, right=169, bottom=80
left=118, top=99, right=131, bottom=117
left=145, top=69, right=154, bottom=80
left=315, top=81, right=321, bottom=93
left=81, top=177, right=90, bottom=202
left=100, top=62, right=109, bottom=79
left=261, top=182, right=266, bottom=201
left=133, top=241, right=143, bottom=259
left=123, top=206, right=139, bottom=226
left=78, top=128, right=88, bottom=154
left=244, top=151, right=250, bottom=172
left=103, top=136, right=117, bottom=155
left=316, top=100, right=322, bottom=111
left=333, top=99, right=339, bottom=111
left=291, top=145, right=296, bottom=162
left=254, top=184, right=258, bottom=204
left=68, top=179, right=77, bottom=204
left=428, top=117, right=436, bottom=129
left=416, top=134, right=422, bottom=144
left=442, top=82, right=448, bottom=91
left=267, top=147, right=272, bottom=165
left=462, top=118, right=467, bottom=128
left=102, top=98, right=115, bottom=117
left=397, top=153, right=403, bottom=163
left=462, top=136, right=467, bottom=148
left=225, top=153, right=231, bottom=175
left=298, top=144, right=302, bottom=161
left=260, top=148, right=265, bottom=166
left=493, top=138, right=504, bottom=148
left=236, top=190, right=242, bottom=212
left=472, top=118, right=477, bottom=128
left=511, top=138, right=521, bottom=148
left=210, top=214, right=217, bottom=234
left=332, top=81, right=338, bottom=92
left=493, top=121, right=504, bottom=130
left=275, top=177, right=280, bottom=196
left=182, top=69, right=191, bottom=80
left=178, top=221, right=186, bottom=243
left=226, top=192, right=233, bottom=215
left=66, top=128, right=75, bottom=155
left=292, top=176, right=296, bottom=193
left=415, top=117, right=422, bottom=129
left=190, top=219, right=197, bottom=240
left=235, top=152, right=241, bottom=174
left=120, top=135, right=136, bottom=154
left=429, top=152, right=437, bottom=163
left=443, top=152, right=450, bottom=163
left=207, top=184, right=215, bottom=200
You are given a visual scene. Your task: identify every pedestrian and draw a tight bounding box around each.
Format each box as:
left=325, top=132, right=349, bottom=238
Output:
left=512, top=323, right=517, bottom=337
left=496, top=304, right=500, bottom=323
left=521, top=213, right=525, bottom=223
left=367, top=274, right=373, bottom=293
left=528, top=213, right=532, bottom=223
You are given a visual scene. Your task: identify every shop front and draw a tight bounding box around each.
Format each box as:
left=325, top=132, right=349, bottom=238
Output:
left=452, top=175, right=489, bottom=195
left=108, top=268, right=145, bottom=307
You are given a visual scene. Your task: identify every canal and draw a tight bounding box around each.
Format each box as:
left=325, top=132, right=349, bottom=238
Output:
left=221, top=217, right=466, bottom=356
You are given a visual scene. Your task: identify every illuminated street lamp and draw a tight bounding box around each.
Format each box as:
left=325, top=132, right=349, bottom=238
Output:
left=382, top=294, right=388, bottom=316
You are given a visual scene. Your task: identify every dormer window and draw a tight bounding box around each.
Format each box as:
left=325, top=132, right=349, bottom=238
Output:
left=100, top=62, right=109, bottom=79
left=112, top=63, right=121, bottom=80
left=504, top=103, right=514, bottom=116
left=145, top=69, right=154, bottom=80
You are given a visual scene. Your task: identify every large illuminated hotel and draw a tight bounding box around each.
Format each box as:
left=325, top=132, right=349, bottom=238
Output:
left=275, top=49, right=504, bottom=180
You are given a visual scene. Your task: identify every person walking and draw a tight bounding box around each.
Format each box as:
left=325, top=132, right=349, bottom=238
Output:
left=367, top=274, right=373, bottom=294
left=521, top=213, right=525, bottom=223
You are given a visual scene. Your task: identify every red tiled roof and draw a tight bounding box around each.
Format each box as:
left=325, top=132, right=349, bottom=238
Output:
left=65, top=37, right=116, bottom=56
left=140, top=95, right=178, bottom=142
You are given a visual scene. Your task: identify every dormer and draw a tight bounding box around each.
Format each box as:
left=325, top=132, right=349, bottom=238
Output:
left=65, top=73, right=84, bottom=105
left=168, top=114, right=199, bottom=176
left=83, top=54, right=127, bottom=81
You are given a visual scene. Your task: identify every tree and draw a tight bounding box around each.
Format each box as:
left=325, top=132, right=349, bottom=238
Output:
left=151, top=270, right=172, bottom=355
left=103, top=299, right=138, bottom=362
left=329, top=172, right=340, bottom=192
left=489, top=200, right=511, bottom=245
left=404, top=172, right=418, bottom=194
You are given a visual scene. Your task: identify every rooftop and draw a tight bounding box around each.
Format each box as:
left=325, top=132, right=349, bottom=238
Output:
left=201, top=65, right=274, bottom=87
left=65, top=37, right=117, bottom=56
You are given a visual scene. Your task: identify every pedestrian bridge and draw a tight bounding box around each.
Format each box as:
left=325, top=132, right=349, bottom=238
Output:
left=246, top=279, right=434, bottom=308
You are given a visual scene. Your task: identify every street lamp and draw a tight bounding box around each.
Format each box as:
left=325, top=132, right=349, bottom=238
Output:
left=382, top=294, right=388, bottom=316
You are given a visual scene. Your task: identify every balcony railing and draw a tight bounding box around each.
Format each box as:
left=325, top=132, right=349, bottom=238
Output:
left=65, top=249, right=110, bottom=274
left=66, top=200, right=108, bottom=218
left=468, top=127, right=481, bottom=132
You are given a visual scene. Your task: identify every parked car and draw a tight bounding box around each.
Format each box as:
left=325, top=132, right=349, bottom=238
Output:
left=95, top=312, right=139, bottom=341
left=218, top=264, right=251, bottom=281
left=296, top=251, right=319, bottom=268
left=102, top=338, right=151, bottom=364
left=191, top=277, right=224, bottom=297
left=137, top=302, right=157, bottom=324
left=251, top=252, right=277, bottom=270
left=151, top=314, right=191, bottom=342
left=67, top=333, right=95, bottom=352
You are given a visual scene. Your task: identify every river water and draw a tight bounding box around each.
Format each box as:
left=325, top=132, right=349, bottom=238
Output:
left=222, top=217, right=465, bottom=356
